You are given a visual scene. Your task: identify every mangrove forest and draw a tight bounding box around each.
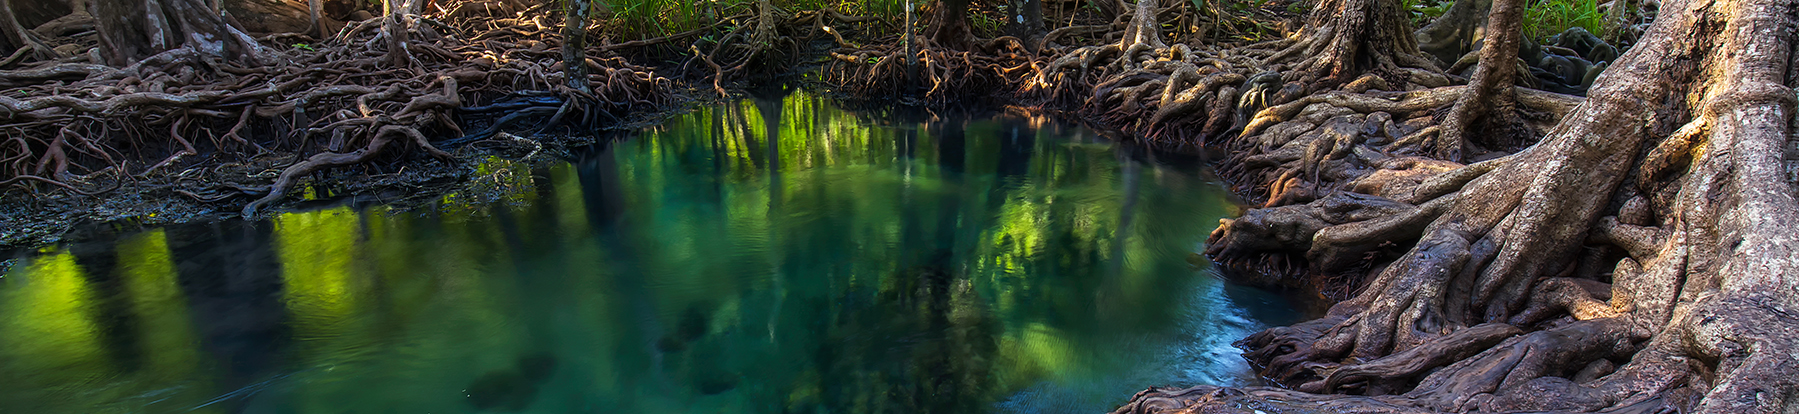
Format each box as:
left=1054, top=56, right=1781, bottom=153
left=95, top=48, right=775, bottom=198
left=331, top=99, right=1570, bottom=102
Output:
left=0, top=0, right=1796, bottom=412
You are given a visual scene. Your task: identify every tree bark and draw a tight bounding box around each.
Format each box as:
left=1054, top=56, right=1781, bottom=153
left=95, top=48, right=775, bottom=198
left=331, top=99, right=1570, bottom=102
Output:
left=1120, top=0, right=1164, bottom=51
left=1141, top=0, right=1799, bottom=410
left=0, top=0, right=55, bottom=60
left=1263, top=0, right=1440, bottom=91
left=94, top=0, right=270, bottom=66
left=1413, top=0, right=1491, bottom=67
left=927, top=0, right=972, bottom=50
left=1418, top=0, right=1523, bottom=161
left=309, top=0, right=324, bottom=37
left=1003, top=0, right=1044, bottom=40
left=222, top=0, right=314, bottom=34
left=382, top=0, right=411, bottom=68
left=561, top=0, right=589, bottom=93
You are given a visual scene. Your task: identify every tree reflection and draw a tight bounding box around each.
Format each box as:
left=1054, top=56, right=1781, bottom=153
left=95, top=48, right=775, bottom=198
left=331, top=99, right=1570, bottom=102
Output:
left=0, top=91, right=1267, bottom=414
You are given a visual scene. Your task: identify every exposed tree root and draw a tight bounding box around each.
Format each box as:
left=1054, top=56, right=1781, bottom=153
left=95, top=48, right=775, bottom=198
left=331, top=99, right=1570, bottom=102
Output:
left=1121, top=0, right=1799, bottom=410
left=0, top=2, right=674, bottom=216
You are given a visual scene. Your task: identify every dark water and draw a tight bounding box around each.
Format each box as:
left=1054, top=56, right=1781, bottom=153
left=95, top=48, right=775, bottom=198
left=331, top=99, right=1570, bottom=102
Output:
left=0, top=93, right=1297, bottom=414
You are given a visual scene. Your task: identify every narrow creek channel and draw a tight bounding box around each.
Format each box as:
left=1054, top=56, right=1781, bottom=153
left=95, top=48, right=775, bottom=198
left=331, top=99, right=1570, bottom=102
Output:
left=0, top=92, right=1299, bottom=414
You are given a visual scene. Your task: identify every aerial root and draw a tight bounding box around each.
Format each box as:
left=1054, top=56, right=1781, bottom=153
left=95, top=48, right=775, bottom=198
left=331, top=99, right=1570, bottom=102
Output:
left=2, top=11, right=678, bottom=204
left=243, top=125, right=451, bottom=217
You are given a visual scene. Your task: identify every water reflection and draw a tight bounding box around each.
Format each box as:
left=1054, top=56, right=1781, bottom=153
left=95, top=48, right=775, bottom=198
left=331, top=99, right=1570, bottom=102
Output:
left=0, top=93, right=1293, bottom=414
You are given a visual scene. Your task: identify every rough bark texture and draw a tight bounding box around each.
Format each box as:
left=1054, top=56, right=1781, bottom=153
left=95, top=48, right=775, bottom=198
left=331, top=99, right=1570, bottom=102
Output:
left=1413, top=0, right=1490, bottom=67
left=1129, top=0, right=1799, bottom=410
left=927, top=0, right=973, bottom=50
left=94, top=0, right=270, bottom=65
left=1262, top=0, right=1440, bottom=91
left=0, top=0, right=55, bottom=60
left=1414, top=0, right=1523, bottom=162
left=383, top=0, right=412, bottom=67
left=222, top=0, right=315, bottom=34
left=561, top=0, right=590, bottom=93
left=1002, top=0, right=1044, bottom=41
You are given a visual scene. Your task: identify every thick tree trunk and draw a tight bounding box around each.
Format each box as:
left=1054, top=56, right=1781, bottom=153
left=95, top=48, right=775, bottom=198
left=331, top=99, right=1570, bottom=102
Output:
left=1132, top=0, right=1799, bottom=410
left=222, top=0, right=314, bottom=34
left=94, top=0, right=270, bottom=65
left=927, top=0, right=972, bottom=50
left=1262, top=0, right=1440, bottom=91
left=0, top=0, right=55, bottom=60
left=309, top=0, right=324, bottom=37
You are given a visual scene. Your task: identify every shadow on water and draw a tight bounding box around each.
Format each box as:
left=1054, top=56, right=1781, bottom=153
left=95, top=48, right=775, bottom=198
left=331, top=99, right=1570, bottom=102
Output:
left=465, top=353, right=559, bottom=412
left=0, top=90, right=1299, bottom=414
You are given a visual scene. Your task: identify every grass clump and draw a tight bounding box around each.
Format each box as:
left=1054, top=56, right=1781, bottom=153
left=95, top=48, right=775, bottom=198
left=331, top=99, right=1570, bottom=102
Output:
left=598, top=0, right=907, bottom=41
left=1522, top=0, right=1605, bottom=42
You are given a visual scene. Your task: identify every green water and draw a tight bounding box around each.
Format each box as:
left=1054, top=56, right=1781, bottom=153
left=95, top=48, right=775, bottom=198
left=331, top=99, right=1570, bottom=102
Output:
left=0, top=94, right=1296, bottom=414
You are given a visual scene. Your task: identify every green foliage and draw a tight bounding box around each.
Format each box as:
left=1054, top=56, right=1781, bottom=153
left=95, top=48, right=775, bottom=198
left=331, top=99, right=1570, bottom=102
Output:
left=598, top=0, right=907, bottom=41
left=1522, top=0, right=1606, bottom=42
left=857, top=0, right=906, bottom=17
left=1401, top=0, right=1450, bottom=27
left=971, top=9, right=1003, bottom=34
left=600, top=0, right=713, bottom=39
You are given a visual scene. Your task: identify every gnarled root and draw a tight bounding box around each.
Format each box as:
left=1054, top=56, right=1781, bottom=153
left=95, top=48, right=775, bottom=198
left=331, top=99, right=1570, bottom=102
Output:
left=1206, top=191, right=1429, bottom=294
left=0, top=6, right=677, bottom=207
left=1404, top=317, right=1647, bottom=411
left=242, top=125, right=451, bottom=217
left=1172, top=0, right=1799, bottom=412
left=1318, top=322, right=1522, bottom=395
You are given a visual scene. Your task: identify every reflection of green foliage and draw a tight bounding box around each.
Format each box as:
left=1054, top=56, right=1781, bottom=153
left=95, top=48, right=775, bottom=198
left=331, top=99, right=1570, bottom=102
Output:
left=116, top=230, right=204, bottom=377
left=0, top=91, right=1257, bottom=414
left=0, top=238, right=221, bottom=413
left=0, top=249, right=101, bottom=385
left=274, top=207, right=364, bottom=363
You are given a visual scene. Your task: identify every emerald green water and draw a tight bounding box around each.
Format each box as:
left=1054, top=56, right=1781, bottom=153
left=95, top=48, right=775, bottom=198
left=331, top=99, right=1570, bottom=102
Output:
left=0, top=93, right=1296, bottom=414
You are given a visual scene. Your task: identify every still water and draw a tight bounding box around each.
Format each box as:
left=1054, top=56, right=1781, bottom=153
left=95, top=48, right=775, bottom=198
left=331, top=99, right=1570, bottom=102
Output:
left=0, top=94, right=1296, bottom=414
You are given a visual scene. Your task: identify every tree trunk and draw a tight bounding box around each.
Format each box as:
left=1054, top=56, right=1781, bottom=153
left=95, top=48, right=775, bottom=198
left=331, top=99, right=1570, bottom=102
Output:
left=1119, top=0, right=1164, bottom=51
left=1002, top=0, right=1044, bottom=40
left=927, top=0, right=972, bottom=50
left=0, top=0, right=55, bottom=60
left=1415, top=0, right=1524, bottom=161
left=94, top=0, right=270, bottom=66
left=1262, top=0, right=1440, bottom=91
left=382, top=0, right=411, bottom=68
left=561, top=0, right=589, bottom=93
left=1413, top=0, right=1491, bottom=67
left=1130, top=0, right=1799, bottom=410
left=222, top=0, right=314, bottom=34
